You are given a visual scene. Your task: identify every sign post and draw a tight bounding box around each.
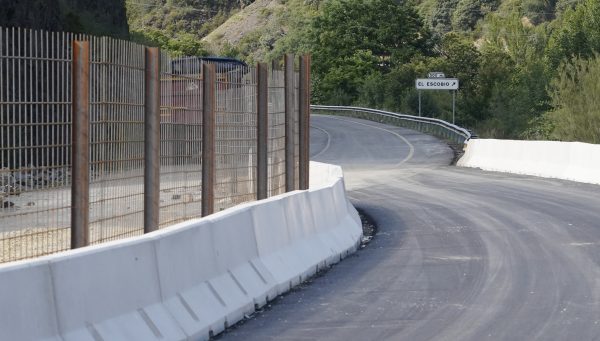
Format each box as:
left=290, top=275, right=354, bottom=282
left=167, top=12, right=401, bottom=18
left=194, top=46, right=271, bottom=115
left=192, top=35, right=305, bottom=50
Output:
left=415, top=75, right=459, bottom=123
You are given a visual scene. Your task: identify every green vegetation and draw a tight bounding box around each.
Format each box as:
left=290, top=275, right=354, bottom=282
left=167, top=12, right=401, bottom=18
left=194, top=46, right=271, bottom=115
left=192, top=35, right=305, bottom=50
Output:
left=281, top=0, right=551, bottom=138
left=126, top=0, right=249, bottom=56
left=251, top=0, right=599, bottom=142
left=7, top=0, right=599, bottom=142
left=308, top=0, right=431, bottom=103
left=130, top=29, right=208, bottom=56
left=201, top=0, right=322, bottom=64
left=544, top=55, right=600, bottom=143
left=546, top=0, right=600, bottom=67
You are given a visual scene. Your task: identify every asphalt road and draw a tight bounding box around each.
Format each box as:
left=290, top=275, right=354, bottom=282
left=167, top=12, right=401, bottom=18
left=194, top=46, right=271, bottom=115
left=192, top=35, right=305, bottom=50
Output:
left=219, top=115, right=600, bottom=341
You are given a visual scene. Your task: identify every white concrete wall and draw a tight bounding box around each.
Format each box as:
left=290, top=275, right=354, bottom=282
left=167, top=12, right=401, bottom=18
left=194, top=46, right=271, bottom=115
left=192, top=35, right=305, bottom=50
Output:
left=458, top=139, right=600, bottom=185
left=0, top=162, right=362, bottom=341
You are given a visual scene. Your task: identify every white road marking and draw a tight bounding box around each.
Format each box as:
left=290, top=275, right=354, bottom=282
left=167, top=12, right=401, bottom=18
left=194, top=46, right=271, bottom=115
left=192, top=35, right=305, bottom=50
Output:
left=317, top=116, right=415, bottom=167
left=310, top=124, right=332, bottom=159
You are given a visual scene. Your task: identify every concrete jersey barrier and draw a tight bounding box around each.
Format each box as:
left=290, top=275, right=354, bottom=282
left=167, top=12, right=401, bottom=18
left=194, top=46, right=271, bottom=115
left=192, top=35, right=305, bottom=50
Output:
left=458, top=139, right=600, bottom=185
left=0, top=162, right=362, bottom=341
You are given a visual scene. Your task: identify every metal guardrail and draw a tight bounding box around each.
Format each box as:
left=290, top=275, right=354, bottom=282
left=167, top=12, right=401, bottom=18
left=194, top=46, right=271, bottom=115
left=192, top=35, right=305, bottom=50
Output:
left=310, top=105, right=472, bottom=144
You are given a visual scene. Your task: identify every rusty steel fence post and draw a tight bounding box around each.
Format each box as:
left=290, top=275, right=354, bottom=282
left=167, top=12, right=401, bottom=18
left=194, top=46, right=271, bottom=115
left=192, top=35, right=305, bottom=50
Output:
left=144, top=47, right=160, bottom=233
left=284, top=54, right=296, bottom=192
left=71, top=41, right=90, bottom=249
left=257, top=63, right=269, bottom=200
left=202, top=63, right=216, bottom=216
left=299, top=55, right=311, bottom=190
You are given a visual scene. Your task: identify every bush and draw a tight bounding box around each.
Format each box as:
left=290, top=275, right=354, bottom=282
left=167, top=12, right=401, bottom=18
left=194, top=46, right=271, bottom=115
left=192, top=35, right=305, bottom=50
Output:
left=545, top=55, right=600, bottom=143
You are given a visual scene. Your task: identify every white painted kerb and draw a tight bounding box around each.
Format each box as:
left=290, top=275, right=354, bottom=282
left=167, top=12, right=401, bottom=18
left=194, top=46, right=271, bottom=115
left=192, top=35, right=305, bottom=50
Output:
left=458, top=139, right=600, bottom=185
left=0, top=161, right=362, bottom=341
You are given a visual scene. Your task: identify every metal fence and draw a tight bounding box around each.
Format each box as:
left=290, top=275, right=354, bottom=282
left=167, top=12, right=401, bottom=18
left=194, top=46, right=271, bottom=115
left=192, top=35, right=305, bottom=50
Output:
left=0, top=27, right=311, bottom=263
left=267, top=65, right=286, bottom=196
left=310, top=105, right=472, bottom=145
left=159, top=51, right=204, bottom=228
left=88, top=36, right=146, bottom=244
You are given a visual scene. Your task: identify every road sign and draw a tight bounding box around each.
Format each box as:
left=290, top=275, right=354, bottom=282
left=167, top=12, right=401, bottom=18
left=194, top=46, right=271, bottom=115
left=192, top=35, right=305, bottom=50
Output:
left=428, top=72, right=445, bottom=78
left=416, top=78, right=459, bottom=90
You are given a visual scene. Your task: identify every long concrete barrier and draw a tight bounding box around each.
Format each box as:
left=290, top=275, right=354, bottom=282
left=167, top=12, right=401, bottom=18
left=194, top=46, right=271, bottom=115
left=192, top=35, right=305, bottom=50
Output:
left=458, top=139, right=600, bottom=185
left=0, top=162, right=362, bottom=341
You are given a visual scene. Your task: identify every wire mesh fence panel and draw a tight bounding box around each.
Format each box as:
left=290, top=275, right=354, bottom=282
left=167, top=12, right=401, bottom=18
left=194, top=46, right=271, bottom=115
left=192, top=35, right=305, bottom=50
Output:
left=159, top=55, right=203, bottom=226
left=0, top=28, right=77, bottom=262
left=215, top=63, right=257, bottom=211
left=88, top=36, right=146, bottom=244
left=268, top=68, right=285, bottom=197
left=0, top=25, right=307, bottom=263
left=0, top=28, right=78, bottom=262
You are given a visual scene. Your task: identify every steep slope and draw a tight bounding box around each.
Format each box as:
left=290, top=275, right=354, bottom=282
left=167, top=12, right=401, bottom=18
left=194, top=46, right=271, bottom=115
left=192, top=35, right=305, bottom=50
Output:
left=127, top=0, right=253, bottom=39
left=200, top=0, right=583, bottom=63
left=201, top=0, right=317, bottom=62
left=202, top=0, right=284, bottom=58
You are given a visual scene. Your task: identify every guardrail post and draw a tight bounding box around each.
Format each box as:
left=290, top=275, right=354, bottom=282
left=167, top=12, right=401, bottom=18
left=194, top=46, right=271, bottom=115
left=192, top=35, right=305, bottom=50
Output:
left=202, top=64, right=216, bottom=216
left=71, top=41, right=90, bottom=249
left=298, top=55, right=310, bottom=190
left=284, top=54, right=295, bottom=192
left=144, top=47, right=160, bottom=233
left=257, top=63, right=268, bottom=200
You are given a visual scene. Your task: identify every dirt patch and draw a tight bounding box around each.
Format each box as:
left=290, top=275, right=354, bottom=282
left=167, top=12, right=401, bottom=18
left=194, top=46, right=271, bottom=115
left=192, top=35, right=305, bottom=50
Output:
left=357, top=207, right=377, bottom=246
left=1, top=227, right=70, bottom=263
left=447, top=142, right=466, bottom=165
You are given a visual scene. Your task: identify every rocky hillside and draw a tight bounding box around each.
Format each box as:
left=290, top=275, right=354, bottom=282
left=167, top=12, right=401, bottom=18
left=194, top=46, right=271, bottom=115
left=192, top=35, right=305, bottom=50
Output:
left=125, top=0, right=254, bottom=55
left=201, top=0, right=318, bottom=62
left=127, top=0, right=252, bottom=34
left=202, top=0, right=286, bottom=59
left=0, top=0, right=251, bottom=43
left=202, top=0, right=583, bottom=62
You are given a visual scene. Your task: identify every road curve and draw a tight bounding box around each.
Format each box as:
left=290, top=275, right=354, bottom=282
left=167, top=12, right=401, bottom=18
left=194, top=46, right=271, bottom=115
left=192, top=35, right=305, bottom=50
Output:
left=219, top=115, right=600, bottom=341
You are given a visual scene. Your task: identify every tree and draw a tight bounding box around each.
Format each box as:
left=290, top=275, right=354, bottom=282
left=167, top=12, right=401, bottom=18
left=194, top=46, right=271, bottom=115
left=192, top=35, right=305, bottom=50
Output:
left=435, top=33, right=480, bottom=91
left=546, top=0, right=600, bottom=67
left=430, top=0, right=459, bottom=33
left=131, top=29, right=208, bottom=57
left=453, top=0, right=482, bottom=31
left=545, top=55, right=600, bottom=143
left=310, top=0, right=431, bottom=104
left=482, top=11, right=547, bottom=65
left=522, top=0, right=556, bottom=25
